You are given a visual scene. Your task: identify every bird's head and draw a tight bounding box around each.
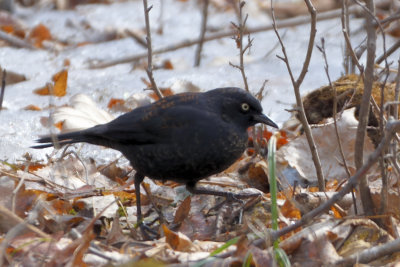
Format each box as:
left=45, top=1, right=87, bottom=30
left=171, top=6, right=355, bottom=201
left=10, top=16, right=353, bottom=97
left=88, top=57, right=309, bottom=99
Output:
left=206, top=87, right=279, bottom=130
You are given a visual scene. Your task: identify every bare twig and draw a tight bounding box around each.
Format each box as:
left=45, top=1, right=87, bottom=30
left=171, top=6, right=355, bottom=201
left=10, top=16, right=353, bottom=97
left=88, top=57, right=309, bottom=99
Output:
left=0, top=205, right=51, bottom=239
left=354, top=0, right=376, bottom=216
left=0, top=30, right=36, bottom=49
left=392, top=58, right=400, bottom=163
left=266, top=119, right=400, bottom=242
left=376, top=39, right=400, bottom=65
left=194, top=0, right=209, bottom=67
left=125, top=29, right=147, bottom=48
left=0, top=69, right=6, bottom=111
left=157, top=0, right=164, bottom=34
left=317, top=39, right=355, bottom=210
left=255, top=80, right=268, bottom=101
left=230, top=1, right=252, bottom=92
left=317, top=39, right=351, bottom=177
left=378, top=81, right=390, bottom=217
left=354, top=0, right=390, bottom=219
left=376, top=58, right=390, bottom=219
left=379, top=10, right=400, bottom=26
left=336, top=236, right=400, bottom=265
left=342, top=0, right=351, bottom=74
left=142, top=0, right=163, bottom=99
left=90, top=6, right=361, bottom=69
left=341, top=0, right=364, bottom=74
left=271, top=0, right=325, bottom=190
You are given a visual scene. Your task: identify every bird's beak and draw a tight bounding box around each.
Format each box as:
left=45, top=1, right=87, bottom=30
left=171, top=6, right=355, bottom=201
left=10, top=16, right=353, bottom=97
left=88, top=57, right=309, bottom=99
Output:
left=253, top=114, right=279, bottom=129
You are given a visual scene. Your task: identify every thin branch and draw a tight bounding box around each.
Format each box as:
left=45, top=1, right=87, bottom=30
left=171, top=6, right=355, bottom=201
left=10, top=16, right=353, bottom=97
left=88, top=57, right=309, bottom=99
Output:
left=0, top=30, right=36, bottom=49
left=295, top=0, right=316, bottom=87
left=230, top=1, right=252, bottom=92
left=378, top=78, right=390, bottom=217
left=354, top=0, right=376, bottom=216
left=336, top=236, right=400, bottom=265
left=125, top=29, right=147, bottom=48
left=318, top=37, right=357, bottom=214
left=341, top=0, right=364, bottom=74
left=90, top=5, right=361, bottom=69
left=0, top=69, right=6, bottom=111
left=142, top=0, right=163, bottom=99
left=376, top=39, right=400, bottom=65
left=194, top=0, right=209, bottom=67
left=392, top=58, right=400, bottom=140
left=271, top=0, right=325, bottom=190
left=317, top=39, right=352, bottom=180
left=157, top=0, right=164, bottom=34
left=389, top=58, right=400, bottom=213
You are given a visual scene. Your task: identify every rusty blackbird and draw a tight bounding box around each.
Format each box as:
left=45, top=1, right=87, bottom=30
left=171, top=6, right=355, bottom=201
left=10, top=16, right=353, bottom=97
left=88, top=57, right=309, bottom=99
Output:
left=33, top=87, right=278, bottom=237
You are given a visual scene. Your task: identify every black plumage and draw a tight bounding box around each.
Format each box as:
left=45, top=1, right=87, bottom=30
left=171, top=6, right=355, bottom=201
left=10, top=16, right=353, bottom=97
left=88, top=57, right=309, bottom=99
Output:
left=33, top=87, right=278, bottom=238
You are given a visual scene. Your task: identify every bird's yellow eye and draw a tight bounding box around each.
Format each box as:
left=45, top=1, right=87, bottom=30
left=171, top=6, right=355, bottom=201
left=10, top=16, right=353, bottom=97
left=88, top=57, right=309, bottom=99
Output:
left=241, top=103, right=250, bottom=112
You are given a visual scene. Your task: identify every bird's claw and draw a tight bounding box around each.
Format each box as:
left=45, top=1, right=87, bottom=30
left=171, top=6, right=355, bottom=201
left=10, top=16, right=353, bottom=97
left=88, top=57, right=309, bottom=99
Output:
left=225, top=192, right=244, bottom=204
left=138, top=222, right=158, bottom=240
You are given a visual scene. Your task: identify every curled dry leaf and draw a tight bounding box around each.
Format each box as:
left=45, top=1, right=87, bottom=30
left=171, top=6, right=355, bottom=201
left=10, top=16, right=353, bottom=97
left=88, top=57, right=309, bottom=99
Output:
left=162, top=224, right=197, bottom=252
left=173, top=196, right=191, bottom=224
left=34, top=69, right=68, bottom=97
left=277, top=108, right=376, bottom=183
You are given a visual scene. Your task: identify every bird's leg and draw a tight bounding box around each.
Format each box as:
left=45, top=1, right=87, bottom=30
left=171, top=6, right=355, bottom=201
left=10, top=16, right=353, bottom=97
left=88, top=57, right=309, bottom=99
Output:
left=134, top=173, right=158, bottom=240
left=185, top=182, right=260, bottom=203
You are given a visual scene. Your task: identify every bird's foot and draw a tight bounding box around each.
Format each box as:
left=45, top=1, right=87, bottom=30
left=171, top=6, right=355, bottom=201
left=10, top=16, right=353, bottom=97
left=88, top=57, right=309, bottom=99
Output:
left=229, top=191, right=262, bottom=200
left=224, top=192, right=244, bottom=203
left=137, top=221, right=159, bottom=240
left=207, top=192, right=261, bottom=214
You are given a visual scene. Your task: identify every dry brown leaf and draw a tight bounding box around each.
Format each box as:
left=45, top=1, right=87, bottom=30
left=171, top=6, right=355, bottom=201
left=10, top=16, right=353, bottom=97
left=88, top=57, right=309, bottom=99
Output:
left=179, top=196, right=216, bottom=240
left=110, top=191, right=136, bottom=202
left=99, top=161, right=127, bottom=182
left=29, top=23, right=52, bottom=48
left=34, top=69, right=68, bottom=97
left=63, top=58, right=71, bottom=67
left=291, top=234, right=341, bottom=266
left=23, top=104, right=41, bottom=111
left=162, top=59, right=174, bottom=70
left=246, top=161, right=269, bottom=192
left=106, top=214, right=128, bottom=245
left=162, top=224, right=195, bottom=252
left=277, top=108, right=376, bottom=183
left=249, top=245, right=275, bottom=267
left=48, top=199, right=73, bottom=215
left=1, top=25, right=25, bottom=39
left=54, top=120, right=64, bottom=130
left=173, top=196, right=191, bottom=224
left=330, top=206, right=343, bottom=219
left=107, top=98, right=125, bottom=109
left=149, top=87, right=174, bottom=101
left=280, top=199, right=301, bottom=219
left=52, top=69, right=68, bottom=96
left=15, top=186, right=43, bottom=217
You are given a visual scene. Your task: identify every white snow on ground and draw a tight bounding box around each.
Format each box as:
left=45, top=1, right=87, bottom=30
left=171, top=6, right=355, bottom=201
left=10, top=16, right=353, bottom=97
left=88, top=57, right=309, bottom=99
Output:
left=0, top=0, right=397, bottom=163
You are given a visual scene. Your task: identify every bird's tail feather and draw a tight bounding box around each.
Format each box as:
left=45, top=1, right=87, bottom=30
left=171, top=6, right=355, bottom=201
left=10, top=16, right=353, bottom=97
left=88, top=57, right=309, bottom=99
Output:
left=32, top=130, right=90, bottom=149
